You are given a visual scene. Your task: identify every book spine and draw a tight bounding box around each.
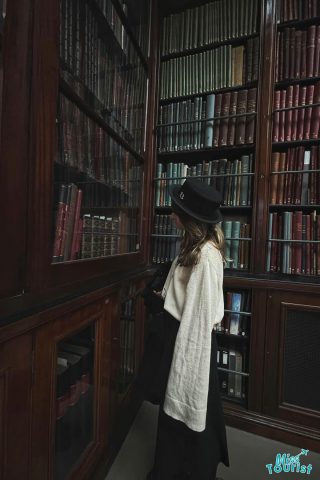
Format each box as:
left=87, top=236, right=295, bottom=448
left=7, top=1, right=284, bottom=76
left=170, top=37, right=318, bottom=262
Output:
left=235, top=90, right=248, bottom=145
left=245, top=88, right=256, bottom=144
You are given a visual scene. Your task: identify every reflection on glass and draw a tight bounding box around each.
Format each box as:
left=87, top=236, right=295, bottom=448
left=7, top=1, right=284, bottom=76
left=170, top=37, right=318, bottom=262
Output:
left=51, top=94, right=141, bottom=263
left=55, top=325, right=95, bottom=479
left=60, top=0, right=147, bottom=154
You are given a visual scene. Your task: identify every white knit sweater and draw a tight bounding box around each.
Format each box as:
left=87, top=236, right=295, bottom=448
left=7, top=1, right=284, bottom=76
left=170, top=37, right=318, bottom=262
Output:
left=161, top=242, right=224, bottom=432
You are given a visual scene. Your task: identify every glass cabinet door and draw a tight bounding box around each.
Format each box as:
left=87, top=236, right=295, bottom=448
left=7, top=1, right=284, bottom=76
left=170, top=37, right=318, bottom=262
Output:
left=51, top=0, right=148, bottom=264
left=55, top=325, right=95, bottom=479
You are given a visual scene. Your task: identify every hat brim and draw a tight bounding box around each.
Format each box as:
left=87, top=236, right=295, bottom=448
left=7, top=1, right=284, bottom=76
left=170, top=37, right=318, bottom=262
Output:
left=169, top=185, right=223, bottom=224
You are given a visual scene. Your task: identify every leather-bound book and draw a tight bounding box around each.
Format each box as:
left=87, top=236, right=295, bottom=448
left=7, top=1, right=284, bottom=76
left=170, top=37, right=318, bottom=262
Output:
left=294, top=30, right=302, bottom=78
left=285, top=85, right=294, bottom=141
left=289, top=27, right=296, bottom=79
left=245, top=88, right=257, bottom=144
left=306, top=25, right=316, bottom=78
left=219, top=92, right=231, bottom=146
left=301, top=30, right=307, bottom=78
left=279, top=89, right=286, bottom=142
left=213, top=93, right=222, bottom=147
left=291, top=84, right=300, bottom=140
left=297, top=86, right=307, bottom=140
left=277, top=152, right=286, bottom=204
left=227, top=90, right=238, bottom=145
left=235, top=89, right=248, bottom=145
left=270, top=152, right=280, bottom=205
left=314, top=25, right=320, bottom=77
left=284, top=28, right=291, bottom=80
left=303, top=84, right=315, bottom=140
left=273, top=90, right=281, bottom=142
left=310, top=82, right=320, bottom=139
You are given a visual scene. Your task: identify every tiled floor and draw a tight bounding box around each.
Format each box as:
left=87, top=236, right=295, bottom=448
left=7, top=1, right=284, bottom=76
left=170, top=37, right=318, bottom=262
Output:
left=105, top=402, right=320, bottom=480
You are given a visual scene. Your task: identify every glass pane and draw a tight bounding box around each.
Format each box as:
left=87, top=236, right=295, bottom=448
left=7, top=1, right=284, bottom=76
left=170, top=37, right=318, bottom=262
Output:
left=60, top=0, right=148, bottom=154
left=55, top=325, right=95, bottom=479
left=51, top=94, right=142, bottom=263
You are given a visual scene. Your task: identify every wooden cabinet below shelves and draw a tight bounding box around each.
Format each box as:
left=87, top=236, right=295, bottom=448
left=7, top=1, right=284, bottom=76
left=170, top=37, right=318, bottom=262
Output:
left=0, top=334, right=33, bottom=480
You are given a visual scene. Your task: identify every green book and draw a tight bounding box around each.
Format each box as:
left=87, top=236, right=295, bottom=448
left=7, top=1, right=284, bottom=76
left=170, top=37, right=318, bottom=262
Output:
left=240, top=155, right=250, bottom=206
left=231, top=221, right=241, bottom=269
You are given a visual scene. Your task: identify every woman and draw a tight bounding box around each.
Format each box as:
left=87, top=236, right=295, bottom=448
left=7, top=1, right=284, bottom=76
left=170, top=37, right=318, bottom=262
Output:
left=147, top=177, right=229, bottom=480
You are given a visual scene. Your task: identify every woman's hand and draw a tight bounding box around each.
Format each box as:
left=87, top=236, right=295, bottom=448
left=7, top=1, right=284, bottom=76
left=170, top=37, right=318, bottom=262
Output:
left=153, top=290, right=162, bottom=297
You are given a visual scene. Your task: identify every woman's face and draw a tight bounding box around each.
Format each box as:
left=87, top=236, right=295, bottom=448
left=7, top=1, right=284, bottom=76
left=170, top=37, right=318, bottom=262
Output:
left=172, top=212, right=183, bottom=230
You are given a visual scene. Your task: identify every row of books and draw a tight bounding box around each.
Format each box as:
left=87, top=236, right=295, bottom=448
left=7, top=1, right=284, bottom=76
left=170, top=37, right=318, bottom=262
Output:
left=222, top=220, right=251, bottom=270
left=267, top=210, right=320, bottom=275
left=155, top=156, right=253, bottom=208
left=276, top=25, right=320, bottom=82
left=277, top=0, right=320, bottom=23
left=272, top=83, right=320, bottom=142
left=81, top=212, right=138, bottom=260
left=59, top=95, right=143, bottom=189
left=216, top=291, right=251, bottom=337
left=119, top=298, right=136, bottom=393
left=152, top=215, right=182, bottom=264
left=161, top=0, right=259, bottom=55
left=52, top=183, right=139, bottom=262
left=56, top=336, right=94, bottom=479
left=60, top=3, right=146, bottom=153
left=158, top=89, right=257, bottom=151
left=160, top=40, right=259, bottom=99
left=217, top=346, right=247, bottom=400
left=270, top=147, right=320, bottom=205
left=95, top=0, right=129, bottom=55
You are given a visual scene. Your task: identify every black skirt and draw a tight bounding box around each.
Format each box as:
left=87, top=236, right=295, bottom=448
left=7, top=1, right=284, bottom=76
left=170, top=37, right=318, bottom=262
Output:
left=151, top=311, right=229, bottom=480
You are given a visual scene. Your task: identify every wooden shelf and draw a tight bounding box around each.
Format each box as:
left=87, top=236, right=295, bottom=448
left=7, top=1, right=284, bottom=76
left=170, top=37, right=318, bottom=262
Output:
left=272, top=138, right=320, bottom=148
left=275, top=76, right=320, bottom=88
left=158, top=144, right=255, bottom=161
left=159, top=81, right=258, bottom=105
left=277, top=16, right=320, bottom=30
left=161, top=33, right=259, bottom=61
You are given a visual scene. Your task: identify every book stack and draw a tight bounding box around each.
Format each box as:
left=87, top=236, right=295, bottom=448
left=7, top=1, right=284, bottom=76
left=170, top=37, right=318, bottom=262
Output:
left=119, top=298, right=136, bottom=394
left=160, top=47, right=259, bottom=99
left=55, top=337, right=94, bottom=479
left=270, top=147, right=320, bottom=205
left=152, top=214, right=183, bottom=264
left=158, top=89, right=257, bottom=151
left=267, top=210, right=320, bottom=275
left=216, top=291, right=251, bottom=336
left=277, top=0, right=320, bottom=23
left=222, top=220, right=251, bottom=270
left=60, top=2, right=146, bottom=154
left=217, top=345, right=247, bottom=401
left=272, top=83, right=320, bottom=142
left=161, top=0, right=259, bottom=55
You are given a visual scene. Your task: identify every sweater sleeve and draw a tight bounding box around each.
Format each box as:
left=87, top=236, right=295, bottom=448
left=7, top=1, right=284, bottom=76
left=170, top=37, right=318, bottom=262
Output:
left=163, top=257, right=222, bottom=432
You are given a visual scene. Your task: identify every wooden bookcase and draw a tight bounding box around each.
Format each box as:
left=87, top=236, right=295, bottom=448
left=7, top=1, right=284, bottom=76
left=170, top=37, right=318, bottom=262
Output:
left=0, top=0, right=320, bottom=479
left=151, top=0, right=320, bottom=452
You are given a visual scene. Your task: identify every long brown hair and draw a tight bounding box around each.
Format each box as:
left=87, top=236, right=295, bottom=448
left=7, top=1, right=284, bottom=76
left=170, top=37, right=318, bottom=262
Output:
left=172, top=203, right=225, bottom=267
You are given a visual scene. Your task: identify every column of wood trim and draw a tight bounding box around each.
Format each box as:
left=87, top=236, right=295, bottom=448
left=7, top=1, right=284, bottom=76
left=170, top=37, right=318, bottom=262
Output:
left=252, top=0, right=277, bottom=273
left=141, top=0, right=160, bottom=265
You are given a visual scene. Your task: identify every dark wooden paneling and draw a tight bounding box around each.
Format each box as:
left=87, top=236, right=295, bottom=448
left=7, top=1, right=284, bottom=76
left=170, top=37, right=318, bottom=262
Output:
left=0, top=334, right=33, bottom=480
left=0, top=0, right=34, bottom=298
left=264, top=290, right=320, bottom=430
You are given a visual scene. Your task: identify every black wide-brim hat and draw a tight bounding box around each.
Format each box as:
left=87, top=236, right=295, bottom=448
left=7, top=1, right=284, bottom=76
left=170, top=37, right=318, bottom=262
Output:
left=169, top=178, right=223, bottom=224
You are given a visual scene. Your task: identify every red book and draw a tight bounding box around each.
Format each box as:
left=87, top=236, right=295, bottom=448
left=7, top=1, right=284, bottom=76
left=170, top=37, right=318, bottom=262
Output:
left=227, top=91, right=238, bottom=145
left=285, top=85, right=294, bottom=141
left=314, top=26, right=320, bottom=77
left=275, top=32, right=280, bottom=82
left=52, top=184, right=67, bottom=262
left=310, top=146, right=317, bottom=204
left=289, top=28, right=296, bottom=79
left=270, top=152, right=280, bottom=205
left=235, top=90, right=248, bottom=145
left=245, top=88, right=257, bottom=144
left=306, top=25, right=316, bottom=77
left=294, top=30, right=302, bottom=79
left=310, top=82, right=320, bottom=139
left=277, top=152, right=286, bottom=204
left=272, top=90, right=281, bottom=142
left=303, top=84, right=315, bottom=140
left=279, top=90, right=286, bottom=142
left=219, top=92, right=231, bottom=146
left=70, top=189, right=83, bottom=260
left=284, top=148, right=292, bottom=204
left=297, top=86, right=307, bottom=140
left=287, top=147, right=296, bottom=204
left=294, top=146, right=305, bottom=204
left=291, top=84, right=300, bottom=140
left=301, top=31, right=307, bottom=78
left=284, top=28, right=291, bottom=79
